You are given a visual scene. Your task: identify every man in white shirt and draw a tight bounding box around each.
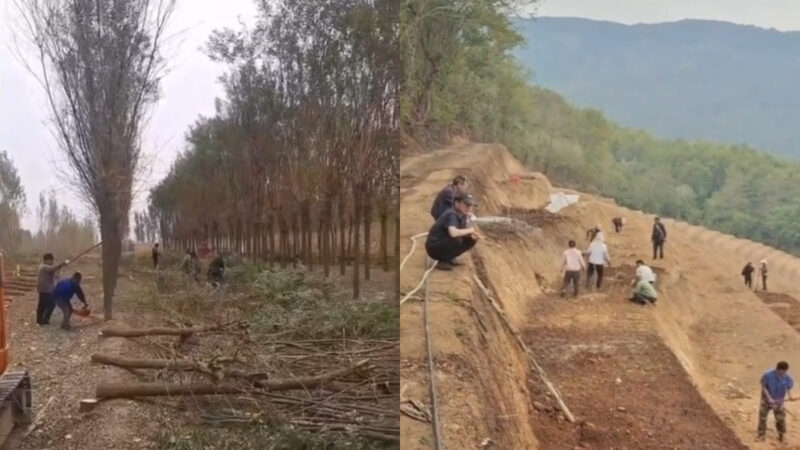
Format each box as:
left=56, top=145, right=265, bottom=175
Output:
left=635, top=260, right=656, bottom=285
left=586, top=235, right=611, bottom=289
left=561, top=240, right=586, bottom=297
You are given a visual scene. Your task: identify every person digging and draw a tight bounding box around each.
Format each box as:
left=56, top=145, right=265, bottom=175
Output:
left=425, top=194, right=482, bottom=271
left=51, top=272, right=89, bottom=331
left=758, top=361, right=797, bottom=442
left=630, top=272, right=657, bottom=305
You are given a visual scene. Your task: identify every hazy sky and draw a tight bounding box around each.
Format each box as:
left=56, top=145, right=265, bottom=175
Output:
left=534, top=0, right=800, bottom=31
left=3, top=1, right=800, bottom=232
left=0, top=0, right=257, bottom=231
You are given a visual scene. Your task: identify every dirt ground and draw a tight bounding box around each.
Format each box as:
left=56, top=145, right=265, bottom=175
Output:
left=5, top=255, right=165, bottom=450
left=400, top=142, right=800, bottom=450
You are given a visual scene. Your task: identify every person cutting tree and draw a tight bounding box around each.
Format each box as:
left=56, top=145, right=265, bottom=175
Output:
left=52, top=272, right=89, bottom=331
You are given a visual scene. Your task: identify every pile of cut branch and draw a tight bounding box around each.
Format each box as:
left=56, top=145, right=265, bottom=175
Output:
left=87, top=322, right=399, bottom=442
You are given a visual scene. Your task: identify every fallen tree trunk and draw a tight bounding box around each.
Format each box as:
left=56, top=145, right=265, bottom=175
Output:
left=90, top=353, right=263, bottom=381
left=99, top=325, right=221, bottom=338
left=96, top=359, right=371, bottom=399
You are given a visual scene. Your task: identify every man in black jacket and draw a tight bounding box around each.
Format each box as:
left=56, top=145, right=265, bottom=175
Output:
left=742, top=262, right=754, bottom=289
left=425, top=194, right=482, bottom=270
left=652, top=217, right=667, bottom=259
left=430, top=175, right=468, bottom=220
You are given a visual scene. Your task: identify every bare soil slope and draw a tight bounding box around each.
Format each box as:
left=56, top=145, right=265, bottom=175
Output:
left=401, top=143, right=800, bottom=449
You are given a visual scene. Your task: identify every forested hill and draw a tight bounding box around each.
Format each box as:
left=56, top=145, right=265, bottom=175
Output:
left=512, top=17, right=800, bottom=158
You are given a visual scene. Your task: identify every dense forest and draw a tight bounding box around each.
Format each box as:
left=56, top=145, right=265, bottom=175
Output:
left=513, top=17, right=800, bottom=158
left=144, top=0, right=398, bottom=297
left=402, top=1, right=800, bottom=255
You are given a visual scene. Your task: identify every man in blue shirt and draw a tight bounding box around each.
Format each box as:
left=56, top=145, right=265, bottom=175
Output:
left=758, top=361, right=796, bottom=442
left=52, top=272, right=89, bottom=330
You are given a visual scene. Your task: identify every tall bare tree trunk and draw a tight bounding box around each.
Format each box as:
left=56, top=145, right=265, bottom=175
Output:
left=352, top=197, right=361, bottom=299
left=380, top=211, right=388, bottom=272
left=100, top=212, right=122, bottom=321
left=339, top=205, right=347, bottom=276
left=363, top=202, right=372, bottom=281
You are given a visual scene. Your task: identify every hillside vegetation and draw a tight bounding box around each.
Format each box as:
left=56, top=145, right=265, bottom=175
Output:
left=401, top=2, right=800, bottom=254
left=513, top=17, right=800, bottom=157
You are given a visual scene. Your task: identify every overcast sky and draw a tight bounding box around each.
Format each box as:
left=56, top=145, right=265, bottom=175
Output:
left=0, top=0, right=257, bottom=231
left=3, top=1, right=800, bottom=232
left=534, top=0, right=800, bottom=31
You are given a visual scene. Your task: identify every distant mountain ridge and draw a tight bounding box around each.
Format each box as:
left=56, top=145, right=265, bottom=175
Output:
left=513, top=16, right=800, bottom=157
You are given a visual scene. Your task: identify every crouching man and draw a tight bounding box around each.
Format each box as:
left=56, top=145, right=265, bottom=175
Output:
left=630, top=274, right=657, bottom=305
left=425, top=194, right=482, bottom=271
left=52, top=272, right=89, bottom=330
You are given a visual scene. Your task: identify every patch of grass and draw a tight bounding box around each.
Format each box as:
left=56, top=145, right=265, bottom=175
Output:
left=158, top=424, right=396, bottom=450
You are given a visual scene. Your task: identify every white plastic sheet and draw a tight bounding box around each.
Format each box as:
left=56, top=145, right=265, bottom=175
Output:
left=545, top=192, right=580, bottom=213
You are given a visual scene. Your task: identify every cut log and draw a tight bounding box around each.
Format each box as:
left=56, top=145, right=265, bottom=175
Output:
left=90, top=353, right=263, bottom=382
left=79, top=399, right=99, bottom=413
left=99, top=325, right=221, bottom=338
left=96, top=359, right=371, bottom=399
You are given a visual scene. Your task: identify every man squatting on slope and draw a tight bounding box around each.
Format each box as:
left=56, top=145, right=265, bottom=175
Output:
left=430, top=175, right=469, bottom=220
left=630, top=271, right=657, bottom=305
left=36, top=252, right=69, bottom=325
left=635, top=260, right=656, bottom=286
left=561, top=240, right=586, bottom=297
left=425, top=194, right=482, bottom=271
left=758, top=361, right=797, bottom=442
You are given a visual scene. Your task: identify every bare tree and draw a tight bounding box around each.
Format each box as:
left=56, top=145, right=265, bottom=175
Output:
left=15, top=0, right=176, bottom=320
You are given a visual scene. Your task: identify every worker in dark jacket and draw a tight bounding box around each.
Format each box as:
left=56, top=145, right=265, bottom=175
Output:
left=425, top=194, right=482, bottom=270
left=742, top=262, right=755, bottom=289
left=430, top=175, right=468, bottom=220
left=612, top=217, right=625, bottom=233
left=152, top=243, right=161, bottom=269
left=52, top=272, right=88, bottom=330
left=651, top=217, right=667, bottom=259
left=208, top=252, right=226, bottom=287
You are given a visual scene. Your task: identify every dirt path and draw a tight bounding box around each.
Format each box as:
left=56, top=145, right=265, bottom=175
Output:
left=401, top=142, right=800, bottom=449
left=5, top=257, right=163, bottom=450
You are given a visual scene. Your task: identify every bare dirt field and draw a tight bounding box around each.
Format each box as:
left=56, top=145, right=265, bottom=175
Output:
left=400, top=142, right=800, bottom=449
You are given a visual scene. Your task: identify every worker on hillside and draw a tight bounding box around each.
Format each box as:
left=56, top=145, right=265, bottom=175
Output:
left=586, top=224, right=601, bottom=242
left=152, top=242, right=161, bottom=269
left=759, top=259, right=768, bottom=291
left=585, top=233, right=610, bottom=290
left=612, top=216, right=626, bottom=233
left=430, top=175, right=468, bottom=221
left=208, top=251, right=226, bottom=287
left=561, top=240, right=586, bottom=297
left=425, top=194, right=482, bottom=271
left=52, top=272, right=89, bottom=330
left=757, top=361, right=797, bottom=442
left=742, top=262, right=755, bottom=289
left=630, top=273, right=658, bottom=305
left=36, top=253, right=69, bottom=326
left=635, top=260, right=656, bottom=286
left=651, top=217, right=667, bottom=259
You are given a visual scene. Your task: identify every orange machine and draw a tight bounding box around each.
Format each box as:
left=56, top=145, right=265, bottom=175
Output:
left=0, top=252, right=31, bottom=442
